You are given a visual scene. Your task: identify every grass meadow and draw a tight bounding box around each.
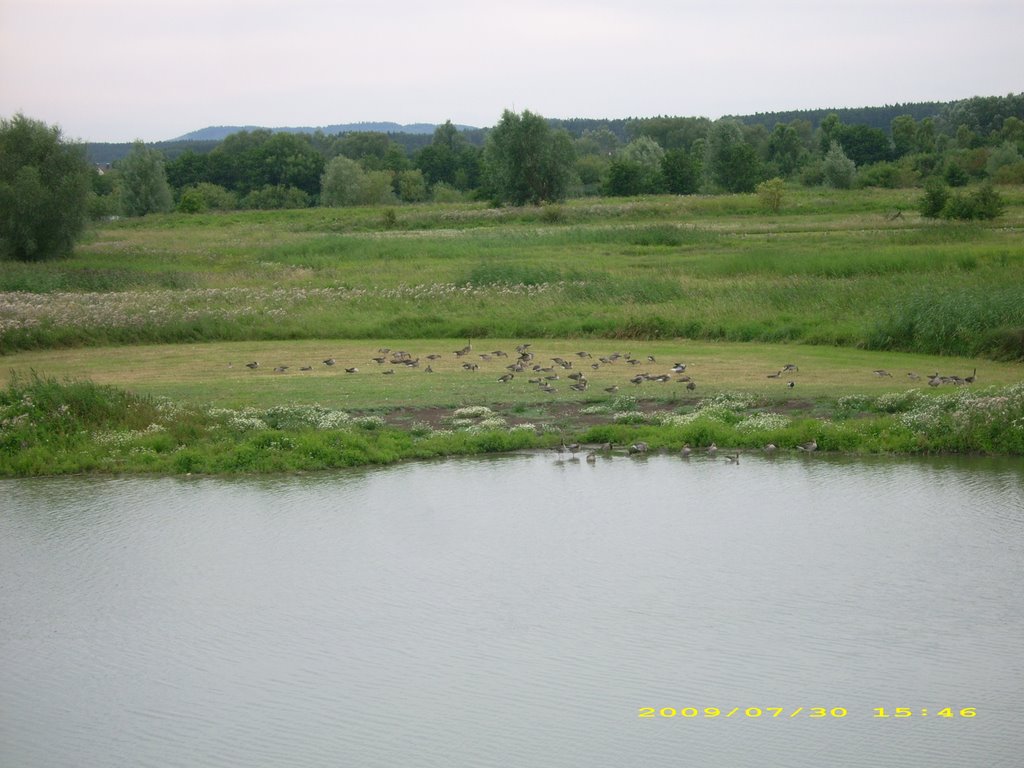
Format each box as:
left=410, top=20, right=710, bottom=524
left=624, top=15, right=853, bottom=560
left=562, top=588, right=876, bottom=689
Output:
left=2, top=185, right=1023, bottom=473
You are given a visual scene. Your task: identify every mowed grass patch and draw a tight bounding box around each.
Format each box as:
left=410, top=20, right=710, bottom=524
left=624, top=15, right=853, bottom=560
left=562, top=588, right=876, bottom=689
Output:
left=4, top=339, right=1018, bottom=411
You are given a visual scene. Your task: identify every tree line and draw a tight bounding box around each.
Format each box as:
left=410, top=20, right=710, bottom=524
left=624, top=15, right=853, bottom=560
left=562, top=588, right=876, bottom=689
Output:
left=2, top=94, right=1023, bottom=260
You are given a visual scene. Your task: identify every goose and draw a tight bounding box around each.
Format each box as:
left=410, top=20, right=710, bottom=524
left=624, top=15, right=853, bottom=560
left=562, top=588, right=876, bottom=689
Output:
left=707, top=442, right=718, bottom=455
left=569, top=382, right=588, bottom=392
left=345, top=367, right=358, bottom=373
left=300, top=365, right=313, bottom=371
left=686, top=381, right=697, bottom=391
left=586, top=451, right=597, bottom=463
left=628, top=442, right=649, bottom=454
left=273, top=365, right=289, bottom=373
left=782, top=363, right=799, bottom=372
left=245, top=361, right=259, bottom=370
left=873, top=369, right=892, bottom=377
left=567, top=442, right=581, bottom=455
left=604, top=385, right=619, bottom=394
left=797, top=439, right=818, bottom=452
left=787, top=381, right=795, bottom=388
left=907, top=372, right=920, bottom=381
left=680, top=443, right=692, bottom=457
left=425, top=365, right=434, bottom=373
left=763, top=443, right=777, bottom=452
left=382, top=369, right=395, bottom=375
left=725, top=453, right=740, bottom=464
left=671, top=363, right=687, bottom=373
left=323, top=357, right=336, bottom=366
left=497, top=373, right=514, bottom=383
left=964, top=368, right=977, bottom=384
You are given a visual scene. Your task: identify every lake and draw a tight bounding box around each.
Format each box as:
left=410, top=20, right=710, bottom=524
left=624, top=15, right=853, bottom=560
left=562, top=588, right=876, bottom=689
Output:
left=1, top=451, right=1022, bottom=767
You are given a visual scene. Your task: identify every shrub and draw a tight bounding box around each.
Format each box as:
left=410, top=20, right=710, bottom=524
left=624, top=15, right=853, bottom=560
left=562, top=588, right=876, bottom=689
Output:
left=919, top=180, right=950, bottom=218
left=756, top=177, right=785, bottom=213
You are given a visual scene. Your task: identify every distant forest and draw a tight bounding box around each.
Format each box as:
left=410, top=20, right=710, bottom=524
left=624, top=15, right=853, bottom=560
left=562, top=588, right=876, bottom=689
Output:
left=86, top=98, right=992, bottom=165
left=83, top=93, right=1024, bottom=217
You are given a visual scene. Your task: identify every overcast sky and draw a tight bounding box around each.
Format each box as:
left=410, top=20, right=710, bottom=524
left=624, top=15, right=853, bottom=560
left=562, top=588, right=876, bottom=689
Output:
left=1, top=0, right=1021, bottom=143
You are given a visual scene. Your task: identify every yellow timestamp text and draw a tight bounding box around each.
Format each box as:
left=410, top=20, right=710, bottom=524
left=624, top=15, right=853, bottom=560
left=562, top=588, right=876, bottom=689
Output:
left=638, top=707, right=977, bottom=719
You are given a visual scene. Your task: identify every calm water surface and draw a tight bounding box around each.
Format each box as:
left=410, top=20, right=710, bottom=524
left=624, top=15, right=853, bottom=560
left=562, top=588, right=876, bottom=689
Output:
left=1, top=452, right=1022, bottom=767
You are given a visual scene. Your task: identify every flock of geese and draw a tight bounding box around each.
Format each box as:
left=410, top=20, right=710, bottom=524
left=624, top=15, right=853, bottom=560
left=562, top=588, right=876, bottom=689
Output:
left=236, top=342, right=981, bottom=459
left=237, top=343, right=979, bottom=395
left=237, top=342, right=708, bottom=393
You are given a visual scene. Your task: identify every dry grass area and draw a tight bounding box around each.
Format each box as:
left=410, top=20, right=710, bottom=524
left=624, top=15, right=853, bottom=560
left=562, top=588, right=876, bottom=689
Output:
left=4, top=338, right=1015, bottom=413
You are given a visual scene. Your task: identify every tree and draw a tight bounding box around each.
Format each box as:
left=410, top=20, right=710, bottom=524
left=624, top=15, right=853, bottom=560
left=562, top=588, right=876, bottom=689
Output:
left=483, top=110, right=575, bottom=205
left=705, top=119, right=763, bottom=192
left=396, top=169, right=428, bottom=202
left=0, top=113, right=92, bottom=261
left=320, top=156, right=366, bottom=206
left=822, top=141, right=856, bottom=189
left=767, top=123, right=805, bottom=176
left=415, top=120, right=481, bottom=190
left=891, top=115, right=918, bottom=159
left=605, top=137, right=665, bottom=195
left=119, top=141, right=173, bottom=216
left=661, top=148, right=702, bottom=194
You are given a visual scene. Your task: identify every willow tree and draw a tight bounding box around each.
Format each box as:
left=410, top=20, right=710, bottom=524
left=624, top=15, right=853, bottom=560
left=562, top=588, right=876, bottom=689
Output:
left=483, top=110, right=575, bottom=205
left=0, top=114, right=92, bottom=261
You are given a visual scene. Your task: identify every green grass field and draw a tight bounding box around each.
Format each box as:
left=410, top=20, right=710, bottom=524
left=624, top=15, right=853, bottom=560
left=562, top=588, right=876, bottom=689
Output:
left=2, top=185, right=1023, bottom=473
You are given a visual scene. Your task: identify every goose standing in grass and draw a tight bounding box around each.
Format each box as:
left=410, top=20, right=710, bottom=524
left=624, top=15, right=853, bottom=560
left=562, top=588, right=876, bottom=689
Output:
left=964, top=368, right=977, bottom=384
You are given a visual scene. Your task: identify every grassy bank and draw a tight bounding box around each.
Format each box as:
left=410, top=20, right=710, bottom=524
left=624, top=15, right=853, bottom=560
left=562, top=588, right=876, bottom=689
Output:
left=3, top=371, right=1023, bottom=477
